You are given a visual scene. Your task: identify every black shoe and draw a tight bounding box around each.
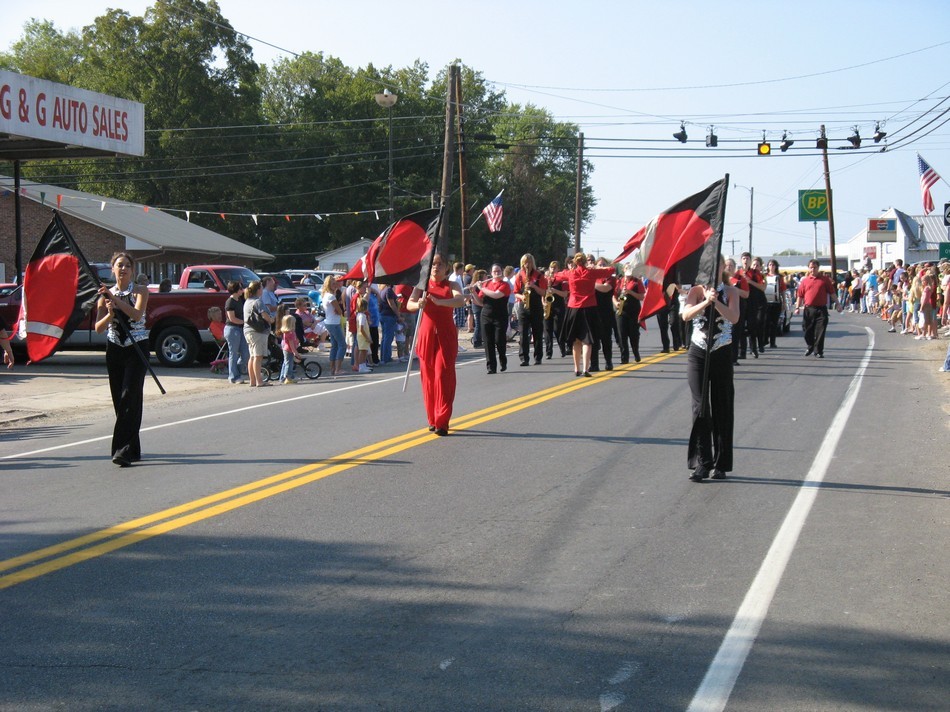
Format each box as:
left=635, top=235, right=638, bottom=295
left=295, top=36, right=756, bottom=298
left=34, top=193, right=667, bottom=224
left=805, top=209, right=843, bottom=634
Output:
left=711, top=469, right=726, bottom=480
left=434, top=428, right=449, bottom=436
left=661, top=349, right=671, bottom=354
left=546, top=352, right=553, bottom=360
left=738, top=353, right=746, bottom=359
left=575, top=371, right=582, bottom=377
left=500, top=362, right=507, bottom=372
left=689, top=465, right=710, bottom=482
left=634, top=353, right=641, bottom=363
left=734, top=360, right=740, bottom=366
left=605, top=363, right=613, bottom=371
left=428, top=425, right=436, bottom=432
left=112, top=454, right=132, bottom=468
left=752, top=351, right=758, bottom=359
left=520, top=360, right=530, bottom=367
left=589, top=366, right=600, bottom=372
left=620, top=358, right=629, bottom=365
left=534, top=359, right=542, bottom=365
left=816, top=353, right=824, bottom=359
left=805, top=347, right=814, bottom=356
left=487, top=368, right=496, bottom=374
left=583, top=371, right=592, bottom=377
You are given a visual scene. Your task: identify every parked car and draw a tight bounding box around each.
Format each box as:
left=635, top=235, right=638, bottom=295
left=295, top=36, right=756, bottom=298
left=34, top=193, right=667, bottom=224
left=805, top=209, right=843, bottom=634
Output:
left=280, top=269, right=345, bottom=289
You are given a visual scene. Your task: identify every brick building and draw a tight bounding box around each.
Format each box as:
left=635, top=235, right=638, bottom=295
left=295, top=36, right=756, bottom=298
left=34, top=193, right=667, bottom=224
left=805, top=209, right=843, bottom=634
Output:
left=0, top=177, right=272, bottom=283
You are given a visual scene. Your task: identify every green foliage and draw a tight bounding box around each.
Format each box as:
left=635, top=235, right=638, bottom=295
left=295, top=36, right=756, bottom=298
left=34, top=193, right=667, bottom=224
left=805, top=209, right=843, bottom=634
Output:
left=0, top=1, right=594, bottom=270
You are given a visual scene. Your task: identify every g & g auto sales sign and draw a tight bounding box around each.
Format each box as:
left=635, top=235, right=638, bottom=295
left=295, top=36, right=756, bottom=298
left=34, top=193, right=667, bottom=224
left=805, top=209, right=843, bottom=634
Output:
left=0, top=70, right=144, bottom=156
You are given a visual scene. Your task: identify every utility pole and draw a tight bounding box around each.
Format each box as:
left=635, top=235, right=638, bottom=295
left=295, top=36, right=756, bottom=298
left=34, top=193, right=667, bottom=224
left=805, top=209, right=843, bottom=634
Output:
left=820, top=125, right=839, bottom=277
left=437, top=65, right=458, bottom=254
left=455, top=68, right=469, bottom=265
left=726, top=237, right=739, bottom=256
left=747, top=186, right=754, bottom=254
left=573, top=132, right=584, bottom=255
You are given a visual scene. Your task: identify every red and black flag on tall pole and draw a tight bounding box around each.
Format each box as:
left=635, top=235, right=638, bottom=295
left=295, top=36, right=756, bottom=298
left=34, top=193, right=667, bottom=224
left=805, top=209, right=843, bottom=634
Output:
left=18, top=212, right=100, bottom=363
left=342, top=208, right=442, bottom=289
left=614, top=177, right=728, bottom=322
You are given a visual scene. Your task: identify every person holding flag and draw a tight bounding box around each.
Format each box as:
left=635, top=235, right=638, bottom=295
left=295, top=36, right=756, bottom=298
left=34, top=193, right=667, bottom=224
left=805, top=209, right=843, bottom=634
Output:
left=681, top=258, right=740, bottom=481
left=407, top=254, right=465, bottom=436
left=94, top=252, right=150, bottom=467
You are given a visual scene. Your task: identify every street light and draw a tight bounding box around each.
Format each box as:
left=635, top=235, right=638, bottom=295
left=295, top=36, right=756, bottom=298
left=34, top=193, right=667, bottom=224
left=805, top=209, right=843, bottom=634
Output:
left=374, top=88, right=398, bottom=218
left=733, top=183, right=754, bottom=255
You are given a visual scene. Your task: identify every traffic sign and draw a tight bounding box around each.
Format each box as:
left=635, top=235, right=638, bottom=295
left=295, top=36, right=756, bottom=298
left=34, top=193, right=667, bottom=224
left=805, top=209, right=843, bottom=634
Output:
left=940, top=242, right=950, bottom=260
left=943, top=202, right=950, bottom=227
left=798, top=190, right=829, bottom=221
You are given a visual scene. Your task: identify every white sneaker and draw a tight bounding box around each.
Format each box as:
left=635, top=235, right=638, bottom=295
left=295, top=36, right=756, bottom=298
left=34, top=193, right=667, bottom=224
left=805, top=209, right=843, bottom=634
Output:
left=358, top=364, right=373, bottom=373
left=939, top=367, right=947, bottom=373
left=399, top=355, right=409, bottom=363
left=458, top=345, right=467, bottom=352
left=887, top=327, right=896, bottom=332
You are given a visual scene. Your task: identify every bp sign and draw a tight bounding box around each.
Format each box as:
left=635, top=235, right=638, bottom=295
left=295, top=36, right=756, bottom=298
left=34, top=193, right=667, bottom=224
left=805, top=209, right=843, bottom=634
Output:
left=940, top=243, right=950, bottom=260
left=798, top=190, right=829, bottom=221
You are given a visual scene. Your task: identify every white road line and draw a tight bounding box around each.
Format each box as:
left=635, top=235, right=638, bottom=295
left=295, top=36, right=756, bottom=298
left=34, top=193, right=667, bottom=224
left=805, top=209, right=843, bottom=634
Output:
left=687, top=327, right=874, bottom=712
left=1, top=357, right=485, bottom=461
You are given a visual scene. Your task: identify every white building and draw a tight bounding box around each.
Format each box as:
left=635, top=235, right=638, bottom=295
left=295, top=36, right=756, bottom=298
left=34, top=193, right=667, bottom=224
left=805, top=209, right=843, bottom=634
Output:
left=314, top=238, right=374, bottom=272
left=845, top=208, right=948, bottom=270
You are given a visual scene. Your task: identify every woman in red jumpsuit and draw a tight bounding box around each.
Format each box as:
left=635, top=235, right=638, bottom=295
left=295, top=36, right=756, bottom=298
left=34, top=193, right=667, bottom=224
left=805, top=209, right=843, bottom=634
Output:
left=407, top=254, right=465, bottom=436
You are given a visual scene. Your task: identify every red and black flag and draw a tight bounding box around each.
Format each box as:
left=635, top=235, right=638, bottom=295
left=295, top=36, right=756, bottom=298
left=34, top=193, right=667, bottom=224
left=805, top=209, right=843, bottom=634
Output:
left=342, top=208, right=442, bottom=289
left=19, top=213, right=100, bottom=363
left=614, top=178, right=728, bottom=321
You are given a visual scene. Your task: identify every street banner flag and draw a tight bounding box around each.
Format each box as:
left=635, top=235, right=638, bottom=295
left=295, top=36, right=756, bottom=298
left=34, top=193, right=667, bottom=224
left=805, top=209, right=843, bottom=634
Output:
left=615, top=178, right=728, bottom=321
left=341, top=208, right=442, bottom=289
left=918, top=153, right=940, bottom=215
left=19, top=213, right=100, bottom=363
left=481, top=190, right=504, bottom=232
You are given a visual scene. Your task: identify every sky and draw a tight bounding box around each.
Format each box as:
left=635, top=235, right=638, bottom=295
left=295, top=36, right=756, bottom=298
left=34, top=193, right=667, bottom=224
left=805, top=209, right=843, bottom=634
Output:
left=2, top=0, right=950, bottom=263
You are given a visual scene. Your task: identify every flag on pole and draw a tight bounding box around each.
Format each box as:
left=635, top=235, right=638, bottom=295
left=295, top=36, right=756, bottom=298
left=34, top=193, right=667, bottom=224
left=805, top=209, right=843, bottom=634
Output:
left=918, top=153, right=940, bottom=215
left=481, top=190, right=504, bottom=232
left=19, top=213, right=101, bottom=363
left=341, top=208, right=442, bottom=289
left=615, top=178, right=728, bottom=321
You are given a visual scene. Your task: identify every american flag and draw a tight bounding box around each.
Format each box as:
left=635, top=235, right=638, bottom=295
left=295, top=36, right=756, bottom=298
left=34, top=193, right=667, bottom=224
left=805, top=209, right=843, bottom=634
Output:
left=481, top=190, right=504, bottom=232
left=918, top=154, right=940, bottom=215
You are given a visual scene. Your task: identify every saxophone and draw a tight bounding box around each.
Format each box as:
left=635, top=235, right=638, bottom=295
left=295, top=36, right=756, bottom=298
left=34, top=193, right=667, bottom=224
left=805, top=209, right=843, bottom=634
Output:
left=544, top=288, right=555, bottom=320
left=616, top=293, right=627, bottom=317
left=522, top=277, right=533, bottom=315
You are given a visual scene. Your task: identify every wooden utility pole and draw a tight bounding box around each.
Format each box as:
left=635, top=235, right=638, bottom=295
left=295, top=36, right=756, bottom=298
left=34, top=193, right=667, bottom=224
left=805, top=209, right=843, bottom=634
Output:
left=573, top=132, right=584, bottom=255
left=437, top=64, right=458, bottom=254
left=820, top=124, right=838, bottom=276
left=455, top=68, right=469, bottom=264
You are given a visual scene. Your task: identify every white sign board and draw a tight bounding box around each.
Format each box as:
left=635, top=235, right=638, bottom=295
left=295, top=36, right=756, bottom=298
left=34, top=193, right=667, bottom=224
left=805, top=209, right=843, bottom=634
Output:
left=0, top=70, right=144, bottom=156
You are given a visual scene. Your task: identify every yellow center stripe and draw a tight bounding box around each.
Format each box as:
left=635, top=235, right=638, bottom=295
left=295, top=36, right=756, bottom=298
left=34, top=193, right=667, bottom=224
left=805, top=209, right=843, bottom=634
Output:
left=0, top=352, right=678, bottom=589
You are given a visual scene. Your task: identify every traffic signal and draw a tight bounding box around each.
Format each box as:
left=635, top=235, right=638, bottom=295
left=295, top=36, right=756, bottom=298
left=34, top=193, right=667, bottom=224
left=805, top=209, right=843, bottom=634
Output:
left=758, top=141, right=771, bottom=156
left=673, top=122, right=687, bottom=143
left=779, top=132, right=794, bottom=152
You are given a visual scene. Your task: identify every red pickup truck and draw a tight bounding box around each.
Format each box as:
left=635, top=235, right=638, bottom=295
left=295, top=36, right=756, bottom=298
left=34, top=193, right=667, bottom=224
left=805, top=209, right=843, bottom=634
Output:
left=0, top=284, right=227, bottom=368
left=177, top=265, right=302, bottom=305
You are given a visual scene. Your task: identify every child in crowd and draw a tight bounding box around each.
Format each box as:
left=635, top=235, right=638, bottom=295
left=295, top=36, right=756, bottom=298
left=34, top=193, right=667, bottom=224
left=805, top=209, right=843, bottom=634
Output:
left=355, top=296, right=373, bottom=374
left=207, top=306, right=226, bottom=343
left=277, top=314, right=301, bottom=384
left=395, top=322, right=408, bottom=362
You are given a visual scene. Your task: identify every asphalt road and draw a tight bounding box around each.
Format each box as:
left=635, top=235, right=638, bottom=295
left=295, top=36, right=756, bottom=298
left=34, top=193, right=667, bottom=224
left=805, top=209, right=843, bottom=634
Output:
left=1, top=316, right=947, bottom=711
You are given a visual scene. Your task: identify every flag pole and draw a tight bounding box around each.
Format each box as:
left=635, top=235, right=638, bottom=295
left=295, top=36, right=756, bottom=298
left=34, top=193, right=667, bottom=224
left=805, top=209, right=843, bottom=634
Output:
left=54, top=212, right=166, bottom=395
left=402, top=204, right=446, bottom=393
left=692, top=175, right=729, bottom=437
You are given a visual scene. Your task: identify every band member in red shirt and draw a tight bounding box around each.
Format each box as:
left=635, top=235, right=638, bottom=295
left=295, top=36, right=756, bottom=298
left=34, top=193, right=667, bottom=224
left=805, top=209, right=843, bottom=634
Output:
left=736, top=251, right=766, bottom=359
left=513, top=253, right=549, bottom=367
left=545, top=260, right=569, bottom=359
left=552, top=252, right=617, bottom=377
left=407, top=254, right=465, bottom=435
left=615, top=265, right=645, bottom=363
left=590, top=257, right=618, bottom=371
left=794, top=258, right=842, bottom=358
left=470, top=263, right=511, bottom=374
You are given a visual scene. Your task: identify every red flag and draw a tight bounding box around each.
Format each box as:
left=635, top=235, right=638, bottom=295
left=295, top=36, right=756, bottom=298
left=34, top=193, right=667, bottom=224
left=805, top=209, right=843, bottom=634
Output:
left=615, top=178, right=727, bottom=322
left=20, top=213, right=101, bottom=363
left=341, top=208, right=441, bottom=289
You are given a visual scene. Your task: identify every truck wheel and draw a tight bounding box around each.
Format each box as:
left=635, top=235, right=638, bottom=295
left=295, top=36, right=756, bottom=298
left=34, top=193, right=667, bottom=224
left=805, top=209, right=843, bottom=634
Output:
left=154, top=326, right=199, bottom=367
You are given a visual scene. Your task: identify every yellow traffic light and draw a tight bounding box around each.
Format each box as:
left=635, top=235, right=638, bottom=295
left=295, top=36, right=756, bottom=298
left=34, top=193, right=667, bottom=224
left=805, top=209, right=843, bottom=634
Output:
left=757, top=142, right=771, bottom=156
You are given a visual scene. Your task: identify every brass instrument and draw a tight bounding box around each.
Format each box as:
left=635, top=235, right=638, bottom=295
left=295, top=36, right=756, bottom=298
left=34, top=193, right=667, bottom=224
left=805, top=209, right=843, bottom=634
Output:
left=543, top=289, right=555, bottom=320
left=522, top=277, right=533, bottom=315
left=616, top=293, right=627, bottom=317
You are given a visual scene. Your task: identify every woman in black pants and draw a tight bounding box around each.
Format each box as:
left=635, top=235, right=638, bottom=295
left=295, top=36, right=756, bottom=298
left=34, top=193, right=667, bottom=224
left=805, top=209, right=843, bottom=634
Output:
left=615, top=265, right=644, bottom=363
left=680, top=261, right=739, bottom=481
left=471, top=263, right=511, bottom=374
left=95, top=252, right=150, bottom=467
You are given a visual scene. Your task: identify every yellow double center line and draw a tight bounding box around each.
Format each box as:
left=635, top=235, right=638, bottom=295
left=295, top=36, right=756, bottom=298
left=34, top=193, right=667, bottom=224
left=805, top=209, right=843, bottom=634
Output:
left=0, top=352, right=678, bottom=590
